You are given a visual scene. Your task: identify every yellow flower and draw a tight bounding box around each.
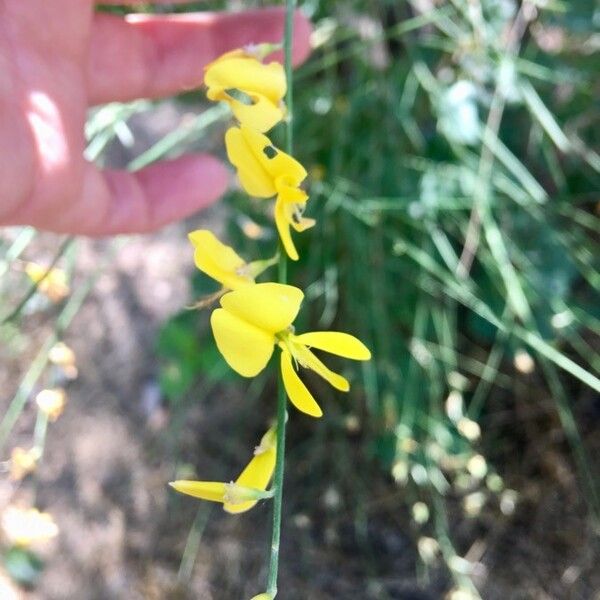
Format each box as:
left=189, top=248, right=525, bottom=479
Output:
left=204, top=48, right=286, bottom=132
left=1, top=507, right=58, bottom=548
left=35, top=388, right=67, bottom=422
left=48, top=342, right=78, bottom=380
left=25, top=262, right=69, bottom=302
left=250, top=595, right=273, bottom=600
left=210, top=283, right=371, bottom=417
left=10, top=447, right=38, bottom=481
left=188, top=229, right=276, bottom=293
left=170, top=427, right=276, bottom=514
left=225, top=126, right=315, bottom=261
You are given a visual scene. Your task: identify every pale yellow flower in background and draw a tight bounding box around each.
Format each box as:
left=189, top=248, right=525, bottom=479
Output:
left=210, top=283, right=371, bottom=417
left=204, top=48, right=286, bottom=132
left=170, top=427, right=277, bottom=514
left=48, top=341, right=78, bottom=380
left=35, top=388, right=67, bottom=422
left=1, top=507, right=58, bottom=548
left=9, top=447, right=38, bottom=481
left=188, top=230, right=277, bottom=294
left=225, top=126, right=314, bottom=261
left=239, top=216, right=269, bottom=240
left=249, top=594, right=273, bottom=600
left=24, top=262, right=69, bottom=302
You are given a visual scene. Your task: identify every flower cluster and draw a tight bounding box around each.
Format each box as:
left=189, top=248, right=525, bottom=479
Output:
left=169, top=44, right=371, bottom=595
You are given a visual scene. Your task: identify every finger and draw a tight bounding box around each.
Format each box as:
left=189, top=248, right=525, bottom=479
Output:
left=59, top=154, right=228, bottom=236
left=88, top=7, right=312, bottom=105
left=99, top=1, right=194, bottom=3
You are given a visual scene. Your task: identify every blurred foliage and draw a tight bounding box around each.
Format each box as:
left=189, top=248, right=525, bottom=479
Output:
left=3, top=547, right=44, bottom=588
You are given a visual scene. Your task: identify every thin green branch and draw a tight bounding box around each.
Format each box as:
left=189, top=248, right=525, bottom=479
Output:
left=266, top=1, right=295, bottom=596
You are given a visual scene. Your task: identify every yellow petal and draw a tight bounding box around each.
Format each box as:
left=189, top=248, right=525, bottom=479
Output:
left=276, top=178, right=309, bottom=204
left=169, top=481, right=228, bottom=502
left=225, top=127, right=277, bottom=197
left=224, top=432, right=276, bottom=514
left=207, top=87, right=284, bottom=132
left=220, top=283, right=303, bottom=334
left=225, top=126, right=308, bottom=199
left=281, top=350, right=323, bottom=418
left=275, top=197, right=299, bottom=261
left=211, top=308, right=275, bottom=377
left=170, top=480, right=270, bottom=510
left=203, top=48, right=247, bottom=71
left=295, top=332, right=372, bottom=360
left=188, top=229, right=253, bottom=290
left=293, top=343, right=350, bottom=392
left=228, top=92, right=284, bottom=133
left=240, top=126, right=307, bottom=185
left=204, top=57, right=286, bottom=105
left=249, top=594, right=273, bottom=600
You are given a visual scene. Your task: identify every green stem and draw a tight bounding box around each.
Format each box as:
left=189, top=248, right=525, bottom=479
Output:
left=267, top=1, right=295, bottom=596
left=33, top=411, right=49, bottom=454
left=30, top=410, right=49, bottom=504
left=177, top=506, right=211, bottom=584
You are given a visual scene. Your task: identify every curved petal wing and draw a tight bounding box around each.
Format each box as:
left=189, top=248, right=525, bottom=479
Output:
left=169, top=481, right=227, bottom=502
left=294, top=345, right=350, bottom=392
left=295, top=332, right=371, bottom=360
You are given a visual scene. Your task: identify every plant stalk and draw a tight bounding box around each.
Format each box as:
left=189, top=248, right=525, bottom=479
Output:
left=267, top=0, right=295, bottom=596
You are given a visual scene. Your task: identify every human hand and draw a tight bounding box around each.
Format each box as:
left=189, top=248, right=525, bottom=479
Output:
left=0, top=1, right=311, bottom=235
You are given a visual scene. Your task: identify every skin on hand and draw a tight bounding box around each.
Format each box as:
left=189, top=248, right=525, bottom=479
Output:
left=0, top=1, right=312, bottom=236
